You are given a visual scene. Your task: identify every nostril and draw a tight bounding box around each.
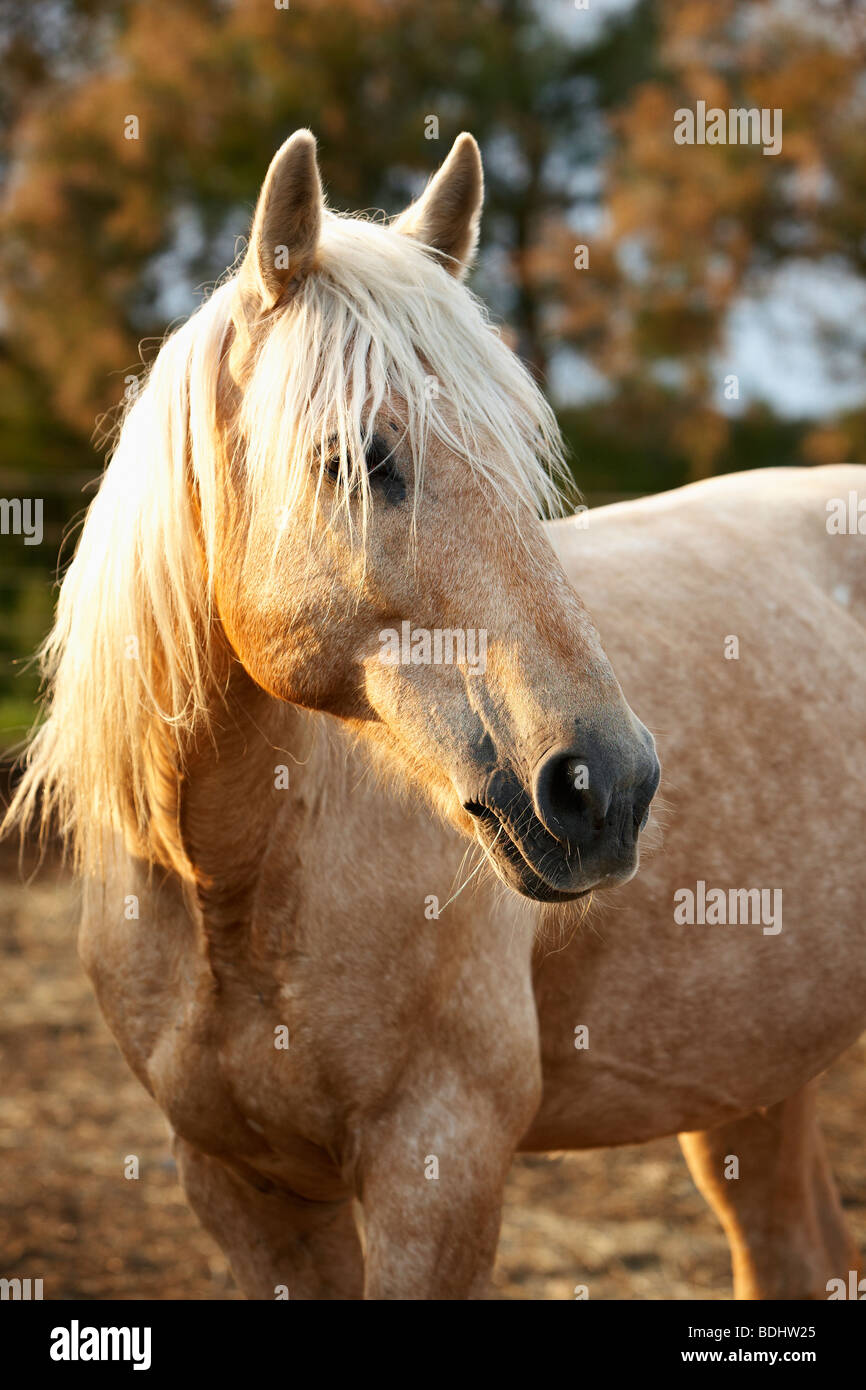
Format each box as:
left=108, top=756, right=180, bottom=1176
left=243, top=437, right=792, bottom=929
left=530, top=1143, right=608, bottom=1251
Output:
left=533, top=748, right=608, bottom=844
left=535, top=741, right=659, bottom=849
left=546, top=758, right=583, bottom=832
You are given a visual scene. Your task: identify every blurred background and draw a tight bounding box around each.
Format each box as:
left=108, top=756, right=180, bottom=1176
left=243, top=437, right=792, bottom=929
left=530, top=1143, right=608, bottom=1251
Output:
left=1, top=0, right=864, bottom=1298
left=1, top=0, right=866, bottom=741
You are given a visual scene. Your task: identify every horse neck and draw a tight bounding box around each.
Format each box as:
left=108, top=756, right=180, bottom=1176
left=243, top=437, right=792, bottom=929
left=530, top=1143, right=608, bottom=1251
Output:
left=177, top=667, right=318, bottom=937
left=175, top=668, right=548, bottom=962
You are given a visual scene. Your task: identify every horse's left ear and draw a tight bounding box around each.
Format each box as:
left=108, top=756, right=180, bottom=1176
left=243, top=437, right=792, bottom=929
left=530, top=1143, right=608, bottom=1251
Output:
left=239, top=129, right=323, bottom=312
left=394, top=133, right=483, bottom=277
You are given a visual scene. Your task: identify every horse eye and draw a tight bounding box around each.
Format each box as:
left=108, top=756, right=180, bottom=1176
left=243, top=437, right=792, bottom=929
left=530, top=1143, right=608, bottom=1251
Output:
left=364, top=435, right=406, bottom=504
left=322, top=434, right=406, bottom=504
left=364, top=435, right=391, bottom=477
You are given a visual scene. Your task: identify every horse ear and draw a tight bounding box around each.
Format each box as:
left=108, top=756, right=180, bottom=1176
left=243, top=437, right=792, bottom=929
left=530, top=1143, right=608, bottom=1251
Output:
left=393, top=133, right=483, bottom=277
left=240, top=130, right=323, bottom=312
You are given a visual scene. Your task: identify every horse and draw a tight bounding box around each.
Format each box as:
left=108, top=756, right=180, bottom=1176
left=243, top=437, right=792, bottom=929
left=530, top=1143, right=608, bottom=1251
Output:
left=7, top=130, right=865, bottom=1300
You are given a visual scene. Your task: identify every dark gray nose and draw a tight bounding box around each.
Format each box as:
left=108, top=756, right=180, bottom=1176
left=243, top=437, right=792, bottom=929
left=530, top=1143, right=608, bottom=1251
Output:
left=532, top=731, right=660, bottom=877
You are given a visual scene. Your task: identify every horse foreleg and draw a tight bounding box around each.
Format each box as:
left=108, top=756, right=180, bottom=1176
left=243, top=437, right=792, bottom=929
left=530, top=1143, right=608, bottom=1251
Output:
left=678, top=1081, right=860, bottom=1299
left=174, top=1137, right=364, bottom=1299
left=357, top=1101, right=517, bottom=1299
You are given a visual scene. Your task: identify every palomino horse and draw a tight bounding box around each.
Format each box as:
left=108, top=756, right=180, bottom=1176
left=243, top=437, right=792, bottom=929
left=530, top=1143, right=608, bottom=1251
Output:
left=8, top=132, right=865, bottom=1300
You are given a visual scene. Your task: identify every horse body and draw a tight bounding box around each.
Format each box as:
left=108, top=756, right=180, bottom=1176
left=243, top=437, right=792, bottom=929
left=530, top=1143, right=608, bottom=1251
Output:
left=10, top=130, right=865, bottom=1297
left=77, top=464, right=865, bottom=1297
left=531, top=464, right=866, bottom=1148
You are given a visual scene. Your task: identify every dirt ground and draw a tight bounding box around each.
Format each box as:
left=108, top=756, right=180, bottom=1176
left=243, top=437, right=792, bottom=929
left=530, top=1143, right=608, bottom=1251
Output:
left=1, top=859, right=864, bottom=1301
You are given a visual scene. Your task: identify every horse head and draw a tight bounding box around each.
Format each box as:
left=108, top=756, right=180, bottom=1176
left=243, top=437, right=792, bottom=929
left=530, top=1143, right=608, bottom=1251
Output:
left=216, top=130, right=659, bottom=901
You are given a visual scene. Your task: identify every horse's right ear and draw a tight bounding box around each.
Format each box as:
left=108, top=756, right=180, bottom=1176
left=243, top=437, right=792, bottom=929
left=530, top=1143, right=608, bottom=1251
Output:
left=239, top=130, right=323, bottom=313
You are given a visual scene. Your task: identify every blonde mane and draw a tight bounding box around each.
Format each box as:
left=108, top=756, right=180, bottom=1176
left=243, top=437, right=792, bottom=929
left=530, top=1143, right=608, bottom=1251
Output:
left=4, top=208, right=569, bottom=876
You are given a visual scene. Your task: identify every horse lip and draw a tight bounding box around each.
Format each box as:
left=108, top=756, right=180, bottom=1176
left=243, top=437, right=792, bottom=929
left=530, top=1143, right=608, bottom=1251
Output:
left=464, top=799, right=592, bottom=902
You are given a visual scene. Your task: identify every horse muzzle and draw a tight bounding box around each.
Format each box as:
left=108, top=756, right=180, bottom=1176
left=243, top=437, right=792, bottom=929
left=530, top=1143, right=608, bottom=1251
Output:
left=461, top=729, right=660, bottom=903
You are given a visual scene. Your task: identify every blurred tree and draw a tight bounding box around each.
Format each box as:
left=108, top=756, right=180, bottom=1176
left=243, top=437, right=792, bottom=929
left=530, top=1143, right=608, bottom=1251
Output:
left=0, top=0, right=650, bottom=428
left=535, top=0, right=866, bottom=479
